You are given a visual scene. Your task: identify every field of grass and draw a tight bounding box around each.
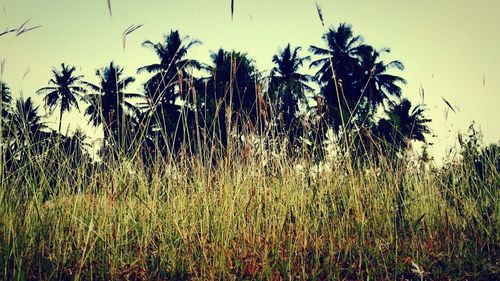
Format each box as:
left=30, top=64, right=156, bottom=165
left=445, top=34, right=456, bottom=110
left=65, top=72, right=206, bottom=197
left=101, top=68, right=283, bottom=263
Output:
left=0, top=3, right=498, bottom=278
left=0, top=132, right=498, bottom=280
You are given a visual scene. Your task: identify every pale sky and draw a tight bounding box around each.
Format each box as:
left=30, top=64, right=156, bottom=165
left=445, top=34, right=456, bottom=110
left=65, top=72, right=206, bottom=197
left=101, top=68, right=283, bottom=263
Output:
left=1, top=0, right=499, bottom=162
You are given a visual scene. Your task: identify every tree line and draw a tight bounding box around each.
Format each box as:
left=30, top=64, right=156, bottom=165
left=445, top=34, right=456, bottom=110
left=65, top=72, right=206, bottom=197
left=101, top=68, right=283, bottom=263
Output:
left=0, top=23, right=431, bottom=166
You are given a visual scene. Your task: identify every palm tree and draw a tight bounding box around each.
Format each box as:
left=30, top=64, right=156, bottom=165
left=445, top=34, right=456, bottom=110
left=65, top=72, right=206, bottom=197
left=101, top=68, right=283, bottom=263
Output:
left=138, top=30, right=201, bottom=106
left=310, top=23, right=407, bottom=135
left=212, top=49, right=259, bottom=116
left=1, top=81, right=12, bottom=119
left=376, top=98, right=431, bottom=149
left=61, top=128, right=90, bottom=158
left=355, top=46, right=406, bottom=110
left=83, top=62, right=142, bottom=146
left=13, top=97, right=46, bottom=134
left=195, top=49, right=260, bottom=148
left=10, top=97, right=47, bottom=145
left=3, top=97, right=46, bottom=165
left=310, top=24, right=367, bottom=98
left=1, top=82, right=13, bottom=160
left=37, top=64, right=85, bottom=133
left=309, top=23, right=370, bottom=130
left=270, top=44, right=312, bottom=128
left=137, top=31, right=202, bottom=149
left=205, top=49, right=260, bottom=123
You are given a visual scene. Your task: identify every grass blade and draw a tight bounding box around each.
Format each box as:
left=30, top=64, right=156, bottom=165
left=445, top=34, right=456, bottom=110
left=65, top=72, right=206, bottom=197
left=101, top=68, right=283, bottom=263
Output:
left=107, top=0, right=112, bottom=17
left=442, top=97, right=456, bottom=113
left=122, top=24, right=143, bottom=49
left=231, top=0, right=234, bottom=20
left=315, top=1, right=325, bottom=26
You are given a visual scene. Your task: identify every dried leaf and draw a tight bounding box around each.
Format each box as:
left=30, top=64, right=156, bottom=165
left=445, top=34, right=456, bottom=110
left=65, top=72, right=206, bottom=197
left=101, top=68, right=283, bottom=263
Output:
left=315, top=1, right=325, bottom=26
left=22, top=67, right=31, bottom=79
left=0, top=59, right=5, bottom=77
left=442, top=97, right=456, bottom=113
left=122, top=24, right=143, bottom=49
left=107, top=0, right=112, bottom=17
left=16, top=25, right=41, bottom=36
left=231, top=0, right=234, bottom=20
left=458, top=132, right=464, bottom=147
left=0, top=28, right=13, bottom=37
left=410, top=260, right=426, bottom=278
left=15, top=19, right=41, bottom=36
left=16, top=19, right=30, bottom=33
left=419, top=84, right=425, bottom=103
left=0, top=19, right=41, bottom=37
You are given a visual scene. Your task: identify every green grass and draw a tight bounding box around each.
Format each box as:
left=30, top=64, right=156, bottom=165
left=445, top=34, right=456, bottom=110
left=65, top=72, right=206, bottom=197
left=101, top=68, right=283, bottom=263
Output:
left=0, top=3, right=498, bottom=278
left=0, top=132, right=498, bottom=280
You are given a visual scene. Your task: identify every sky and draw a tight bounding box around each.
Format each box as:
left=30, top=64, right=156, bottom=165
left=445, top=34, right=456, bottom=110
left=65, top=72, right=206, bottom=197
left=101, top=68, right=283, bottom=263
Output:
left=1, top=0, right=499, bottom=162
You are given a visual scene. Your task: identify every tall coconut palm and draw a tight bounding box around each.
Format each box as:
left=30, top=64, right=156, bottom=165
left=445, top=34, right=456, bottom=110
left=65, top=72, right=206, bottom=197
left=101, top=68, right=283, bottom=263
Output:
left=310, top=24, right=367, bottom=95
left=270, top=44, right=312, bottom=127
left=11, top=97, right=46, bottom=141
left=310, top=23, right=407, bottom=133
left=195, top=49, right=260, bottom=148
left=138, top=30, right=202, bottom=148
left=83, top=62, right=142, bottom=145
left=37, top=64, right=85, bottom=133
left=138, top=30, right=201, bottom=106
left=205, top=49, right=259, bottom=123
left=3, top=97, right=47, bottom=164
left=376, top=98, right=431, bottom=149
left=309, top=23, right=370, bottom=129
left=61, top=128, right=90, bottom=158
left=355, top=46, right=406, bottom=110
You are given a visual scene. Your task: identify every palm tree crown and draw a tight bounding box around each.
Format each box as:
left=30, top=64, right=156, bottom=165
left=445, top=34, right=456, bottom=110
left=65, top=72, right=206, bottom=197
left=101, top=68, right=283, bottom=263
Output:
left=206, top=49, right=259, bottom=120
left=37, top=63, right=85, bottom=133
left=310, top=23, right=366, bottom=93
left=309, top=23, right=406, bottom=130
left=138, top=30, right=201, bottom=106
left=12, top=97, right=46, bottom=140
left=83, top=62, right=142, bottom=145
left=270, top=44, right=312, bottom=126
left=356, top=46, right=406, bottom=108
left=376, top=98, right=431, bottom=148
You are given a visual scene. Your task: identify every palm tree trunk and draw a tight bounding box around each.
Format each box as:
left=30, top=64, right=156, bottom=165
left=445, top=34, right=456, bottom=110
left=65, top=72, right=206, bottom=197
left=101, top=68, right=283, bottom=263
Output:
left=58, top=106, right=63, bottom=134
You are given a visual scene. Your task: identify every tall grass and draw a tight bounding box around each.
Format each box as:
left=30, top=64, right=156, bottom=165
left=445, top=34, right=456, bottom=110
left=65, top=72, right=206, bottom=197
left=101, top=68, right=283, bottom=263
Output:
left=0, top=103, right=498, bottom=280
left=0, top=17, right=498, bottom=278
